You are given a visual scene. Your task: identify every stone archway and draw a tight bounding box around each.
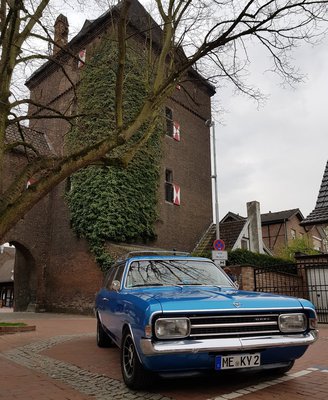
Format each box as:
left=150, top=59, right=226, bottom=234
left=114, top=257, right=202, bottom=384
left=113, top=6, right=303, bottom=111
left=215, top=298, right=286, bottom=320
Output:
left=10, top=241, right=37, bottom=312
left=0, top=244, right=15, bottom=309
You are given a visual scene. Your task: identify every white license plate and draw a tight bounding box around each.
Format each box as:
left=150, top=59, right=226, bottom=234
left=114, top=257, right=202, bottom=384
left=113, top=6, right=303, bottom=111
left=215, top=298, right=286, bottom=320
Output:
left=215, top=353, right=261, bottom=370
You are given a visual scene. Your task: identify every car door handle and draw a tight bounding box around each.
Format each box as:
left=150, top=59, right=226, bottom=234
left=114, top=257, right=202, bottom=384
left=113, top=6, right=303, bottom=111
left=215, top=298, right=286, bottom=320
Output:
left=102, top=297, right=109, bottom=301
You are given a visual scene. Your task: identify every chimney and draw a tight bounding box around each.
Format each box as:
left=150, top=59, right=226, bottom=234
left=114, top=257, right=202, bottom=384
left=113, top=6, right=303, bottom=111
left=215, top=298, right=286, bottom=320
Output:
left=53, top=14, right=69, bottom=56
left=247, top=201, right=264, bottom=254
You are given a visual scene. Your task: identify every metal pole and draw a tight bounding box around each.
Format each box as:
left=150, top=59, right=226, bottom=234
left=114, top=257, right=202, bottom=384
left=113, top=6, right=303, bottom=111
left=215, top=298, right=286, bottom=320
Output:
left=206, top=119, right=220, bottom=241
left=212, top=121, right=220, bottom=240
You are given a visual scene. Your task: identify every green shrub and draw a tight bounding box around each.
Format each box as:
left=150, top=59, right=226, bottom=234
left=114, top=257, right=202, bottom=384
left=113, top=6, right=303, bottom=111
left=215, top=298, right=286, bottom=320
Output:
left=227, top=249, right=291, bottom=267
left=277, top=237, right=320, bottom=261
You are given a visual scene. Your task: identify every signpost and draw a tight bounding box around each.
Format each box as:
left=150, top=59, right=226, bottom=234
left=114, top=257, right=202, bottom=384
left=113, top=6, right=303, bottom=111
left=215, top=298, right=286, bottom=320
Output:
left=212, top=239, right=227, bottom=267
left=212, top=250, right=228, bottom=260
left=213, top=239, right=225, bottom=251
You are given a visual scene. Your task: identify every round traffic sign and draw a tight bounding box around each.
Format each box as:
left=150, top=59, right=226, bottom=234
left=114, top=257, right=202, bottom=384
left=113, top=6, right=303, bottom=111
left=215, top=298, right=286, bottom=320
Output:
left=213, top=239, right=225, bottom=251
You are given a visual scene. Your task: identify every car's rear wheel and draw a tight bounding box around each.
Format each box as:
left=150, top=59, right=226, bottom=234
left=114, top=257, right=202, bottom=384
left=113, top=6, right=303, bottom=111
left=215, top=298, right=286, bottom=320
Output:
left=121, top=330, right=152, bottom=389
left=97, top=317, right=113, bottom=348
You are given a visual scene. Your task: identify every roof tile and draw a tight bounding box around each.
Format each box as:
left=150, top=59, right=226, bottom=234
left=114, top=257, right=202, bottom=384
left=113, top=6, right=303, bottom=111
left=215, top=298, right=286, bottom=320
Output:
left=5, top=125, right=53, bottom=157
left=261, top=209, right=303, bottom=224
left=302, top=161, right=328, bottom=225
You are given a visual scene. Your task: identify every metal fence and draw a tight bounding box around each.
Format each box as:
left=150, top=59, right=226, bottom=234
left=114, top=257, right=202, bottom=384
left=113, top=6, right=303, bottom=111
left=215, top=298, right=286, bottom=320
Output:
left=254, top=263, right=328, bottom=324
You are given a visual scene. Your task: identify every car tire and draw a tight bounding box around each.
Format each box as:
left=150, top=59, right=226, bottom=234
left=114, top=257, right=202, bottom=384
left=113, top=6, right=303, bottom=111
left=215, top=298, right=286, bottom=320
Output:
left=272, top=360, right=295, bottom=375
left=97, top=317, right=113, bottom=348
left=121, top=330, right=152, bottom=389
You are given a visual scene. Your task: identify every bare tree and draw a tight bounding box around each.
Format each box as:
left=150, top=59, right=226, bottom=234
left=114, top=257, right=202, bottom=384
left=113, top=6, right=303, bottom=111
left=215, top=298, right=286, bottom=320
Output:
left=1, top=0, right=328, bottom=242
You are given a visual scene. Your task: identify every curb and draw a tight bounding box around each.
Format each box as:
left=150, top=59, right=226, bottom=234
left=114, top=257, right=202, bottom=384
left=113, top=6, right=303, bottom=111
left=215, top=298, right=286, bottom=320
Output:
left=0, top=325, right=36, bottom=335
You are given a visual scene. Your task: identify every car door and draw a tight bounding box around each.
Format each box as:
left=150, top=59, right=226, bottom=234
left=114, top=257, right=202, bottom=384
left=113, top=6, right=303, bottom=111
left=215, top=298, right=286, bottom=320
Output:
left=100, top=263, right=126, bottom=342
left=97, top=267, right=116, bottom=329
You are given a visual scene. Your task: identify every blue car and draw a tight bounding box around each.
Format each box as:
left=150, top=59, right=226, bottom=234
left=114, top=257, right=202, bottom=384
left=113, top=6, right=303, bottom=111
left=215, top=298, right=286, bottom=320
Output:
left=95, top=253, right=318, bottom=389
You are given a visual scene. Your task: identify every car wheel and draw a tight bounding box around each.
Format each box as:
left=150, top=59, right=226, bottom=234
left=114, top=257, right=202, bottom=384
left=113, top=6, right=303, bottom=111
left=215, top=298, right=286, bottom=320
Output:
left=121, top=330, right=152, bottom=389
left=271, top=360, right=295, bottom=375
left=97, top=317, right=113, bottom=348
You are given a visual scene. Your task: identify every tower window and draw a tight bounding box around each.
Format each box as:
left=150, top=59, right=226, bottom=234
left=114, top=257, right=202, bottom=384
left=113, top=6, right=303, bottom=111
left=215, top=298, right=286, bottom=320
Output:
left=165, top=169, right=174, bottom=202
left=165, top=107, right=173, bottom=137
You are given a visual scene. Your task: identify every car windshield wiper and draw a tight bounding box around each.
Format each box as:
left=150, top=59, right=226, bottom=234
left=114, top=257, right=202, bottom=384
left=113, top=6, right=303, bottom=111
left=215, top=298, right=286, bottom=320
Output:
left=182, top=283, right=224, bottom=289
left=131, top=283, right=164, bottom=287
left=180, top=282, right=222, bottom=286
left=180, top=282, right=203, bottom=285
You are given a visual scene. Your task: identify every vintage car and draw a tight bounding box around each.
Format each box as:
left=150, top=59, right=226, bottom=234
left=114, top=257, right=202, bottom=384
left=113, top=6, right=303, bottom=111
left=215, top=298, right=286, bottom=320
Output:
left=94, top=253, right=318, bottom=389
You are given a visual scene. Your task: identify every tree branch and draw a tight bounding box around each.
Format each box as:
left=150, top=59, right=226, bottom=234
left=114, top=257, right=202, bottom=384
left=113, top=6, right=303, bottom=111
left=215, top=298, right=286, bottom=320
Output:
left=115, top=0, right=130, bottom=130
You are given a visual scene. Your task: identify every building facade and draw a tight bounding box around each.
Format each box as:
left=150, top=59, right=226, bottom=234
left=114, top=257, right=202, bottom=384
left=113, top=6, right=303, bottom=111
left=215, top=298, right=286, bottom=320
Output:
left=3, top=0, right=214, bottom=312
left=194, top=204, right=327, bottom=257
left=261, top=209, right=327, bottom=255
left=0, top=246, right=15, bottom=308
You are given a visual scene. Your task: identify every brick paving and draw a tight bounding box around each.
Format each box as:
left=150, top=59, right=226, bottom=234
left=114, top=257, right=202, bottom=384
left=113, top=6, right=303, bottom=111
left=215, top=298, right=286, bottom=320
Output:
left=0, top=311, right=327, bottom=400
left=0, top=357, right=93, bottom=400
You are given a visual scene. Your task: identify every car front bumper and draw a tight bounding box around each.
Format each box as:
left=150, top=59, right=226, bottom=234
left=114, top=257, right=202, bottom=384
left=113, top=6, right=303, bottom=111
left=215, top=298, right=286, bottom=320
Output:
left=140, top=330, right=318, bottom=355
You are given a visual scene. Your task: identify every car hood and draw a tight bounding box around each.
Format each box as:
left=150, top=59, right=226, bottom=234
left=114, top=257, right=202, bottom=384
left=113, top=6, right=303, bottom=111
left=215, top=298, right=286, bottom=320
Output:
left=144, top=286, right=304, bottom=312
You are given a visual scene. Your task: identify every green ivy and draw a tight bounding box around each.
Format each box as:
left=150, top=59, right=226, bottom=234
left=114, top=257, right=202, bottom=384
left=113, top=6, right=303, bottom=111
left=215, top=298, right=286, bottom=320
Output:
left=66, top=37, right=163, bottom=271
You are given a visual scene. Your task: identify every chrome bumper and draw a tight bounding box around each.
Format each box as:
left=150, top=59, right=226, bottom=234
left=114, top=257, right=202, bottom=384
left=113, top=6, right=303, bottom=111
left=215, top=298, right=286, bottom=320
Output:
left=140, top=331, right=318, bottom=355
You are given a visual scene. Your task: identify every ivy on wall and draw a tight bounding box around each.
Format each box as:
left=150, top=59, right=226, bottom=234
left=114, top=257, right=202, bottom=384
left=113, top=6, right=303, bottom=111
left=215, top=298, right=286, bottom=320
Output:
left=66, top=37, right=163, bottom=271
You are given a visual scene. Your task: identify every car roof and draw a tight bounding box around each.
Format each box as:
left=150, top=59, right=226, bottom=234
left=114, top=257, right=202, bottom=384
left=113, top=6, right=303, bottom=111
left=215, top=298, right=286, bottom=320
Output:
left=124, top=255, right=213, bottom=263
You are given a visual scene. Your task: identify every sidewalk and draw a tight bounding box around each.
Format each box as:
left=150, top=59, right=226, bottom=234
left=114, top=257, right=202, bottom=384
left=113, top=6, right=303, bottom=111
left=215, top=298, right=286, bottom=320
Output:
left=0, top=312, right=327, bottom=400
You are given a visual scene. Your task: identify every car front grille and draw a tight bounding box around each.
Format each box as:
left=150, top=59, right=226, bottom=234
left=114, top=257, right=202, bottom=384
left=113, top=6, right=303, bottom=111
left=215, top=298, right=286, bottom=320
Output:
left=189, top=314, right=280, bottom=338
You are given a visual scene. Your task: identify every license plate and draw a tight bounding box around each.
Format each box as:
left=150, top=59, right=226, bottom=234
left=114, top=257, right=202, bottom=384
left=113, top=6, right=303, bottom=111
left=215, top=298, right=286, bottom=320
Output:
left=215, top=353, right=261, bottom=370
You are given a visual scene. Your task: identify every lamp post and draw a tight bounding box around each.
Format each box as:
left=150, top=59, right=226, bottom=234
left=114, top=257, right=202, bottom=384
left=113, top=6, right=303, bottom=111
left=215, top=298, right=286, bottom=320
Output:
left=205, top=119, right=220, bottom=241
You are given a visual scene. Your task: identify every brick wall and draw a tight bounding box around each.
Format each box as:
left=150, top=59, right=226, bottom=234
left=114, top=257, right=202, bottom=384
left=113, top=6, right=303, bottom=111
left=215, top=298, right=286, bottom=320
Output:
left=227, top=266, right=254, bottom=290
left=155, top=94, right=212, bottom=252
left=3, top=13, right=213, bottom=312
left=228, top=264, right=308, bottom=299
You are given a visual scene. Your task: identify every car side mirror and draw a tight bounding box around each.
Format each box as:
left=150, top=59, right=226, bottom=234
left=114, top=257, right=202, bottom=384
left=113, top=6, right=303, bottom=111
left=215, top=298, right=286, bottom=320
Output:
left=111, top=280, right=121, bottom=292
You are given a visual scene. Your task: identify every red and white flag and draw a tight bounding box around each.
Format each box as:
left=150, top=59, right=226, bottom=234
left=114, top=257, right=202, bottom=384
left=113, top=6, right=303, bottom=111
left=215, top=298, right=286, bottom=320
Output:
left=173, top=121, right=181, bottom=142
left=173, top=184, right=180, bottom=206
left=78, top=49, right=86, bottom=68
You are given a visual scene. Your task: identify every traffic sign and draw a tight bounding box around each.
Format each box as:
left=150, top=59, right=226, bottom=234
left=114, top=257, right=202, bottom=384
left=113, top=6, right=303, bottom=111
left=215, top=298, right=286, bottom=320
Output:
left=212, top=250, right=228, bottom=260
left=213, top=239, right=225, bottom=251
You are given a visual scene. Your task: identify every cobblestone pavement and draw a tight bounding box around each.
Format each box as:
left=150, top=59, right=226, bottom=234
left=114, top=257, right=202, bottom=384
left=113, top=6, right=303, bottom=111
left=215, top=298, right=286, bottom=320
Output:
left=0, top=312, right=328, bottom=400
left=2, top=334, right=172, bottom=400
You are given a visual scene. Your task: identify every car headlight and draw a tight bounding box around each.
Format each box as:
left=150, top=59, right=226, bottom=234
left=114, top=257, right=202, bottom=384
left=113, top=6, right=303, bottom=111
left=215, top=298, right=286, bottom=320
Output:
left=278, top=313, right=307, bottom=333
left=155, top=318, right=190, bottom=339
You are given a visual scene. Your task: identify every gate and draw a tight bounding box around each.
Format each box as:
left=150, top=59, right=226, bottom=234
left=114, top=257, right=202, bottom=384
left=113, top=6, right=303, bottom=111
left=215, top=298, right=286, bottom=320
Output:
left=254, top=263, right=328, bottom=324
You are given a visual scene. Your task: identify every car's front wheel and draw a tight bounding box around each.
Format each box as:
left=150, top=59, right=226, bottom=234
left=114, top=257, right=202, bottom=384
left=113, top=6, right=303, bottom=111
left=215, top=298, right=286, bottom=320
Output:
left=271, top=360, right=295, bottom=375
left=121, top=330, right=152, bottom=389
left=97, top=317, right=113, bottom=348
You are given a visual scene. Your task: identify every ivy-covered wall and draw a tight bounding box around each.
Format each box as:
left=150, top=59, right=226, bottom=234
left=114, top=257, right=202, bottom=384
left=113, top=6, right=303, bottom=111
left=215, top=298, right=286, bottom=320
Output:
left=66, top=37, right=162, bottom=271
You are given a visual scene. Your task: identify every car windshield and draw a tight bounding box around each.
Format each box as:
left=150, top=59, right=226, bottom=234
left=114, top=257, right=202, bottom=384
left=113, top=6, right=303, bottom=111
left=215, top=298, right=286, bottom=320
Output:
left=125, top=259, right=233, bottom=288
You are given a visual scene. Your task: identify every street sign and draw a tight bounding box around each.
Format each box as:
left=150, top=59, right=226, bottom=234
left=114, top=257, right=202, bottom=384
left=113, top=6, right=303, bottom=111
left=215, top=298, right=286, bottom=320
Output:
left=213, top=239, right=225, bottom=251
left=212, top=250, right=228, bottom=260
left=213, top=259, right=226, bottom=267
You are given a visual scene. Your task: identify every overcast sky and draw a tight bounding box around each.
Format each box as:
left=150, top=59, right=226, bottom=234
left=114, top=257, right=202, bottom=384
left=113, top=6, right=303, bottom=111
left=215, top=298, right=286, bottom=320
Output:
left=216, top=38, right=328, bottom=220
left=59, top=2, right=327, bottom=222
